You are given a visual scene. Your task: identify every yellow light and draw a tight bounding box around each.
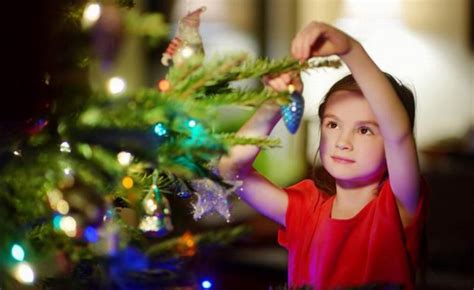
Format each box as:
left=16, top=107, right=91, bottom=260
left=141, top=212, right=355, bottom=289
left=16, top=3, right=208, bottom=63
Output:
left=13, top=262, right=35, bottom=284
left=47, top=189, right=63, bottom=209
left=117, top=151, right=133, bottom=166
left=82, top=3, right=101, bottom=28
left=56, top=200, right=70, bottom=215
left=60, top=216, right=77, bottom=237
left=181, top=46, right=194, bottom=58
left=157, top=79, right=170, bottom=92
left=107, top=77, right=126, bottom=95
left=13, top=150, right=22, bottom=156
left=139, top=216, right=158, bottom=232
left=122, top=176, right=134, bottom=189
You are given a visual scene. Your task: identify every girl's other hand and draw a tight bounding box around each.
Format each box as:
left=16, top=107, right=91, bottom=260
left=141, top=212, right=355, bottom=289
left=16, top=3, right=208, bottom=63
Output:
left=291, top=21, right=358, bottom=61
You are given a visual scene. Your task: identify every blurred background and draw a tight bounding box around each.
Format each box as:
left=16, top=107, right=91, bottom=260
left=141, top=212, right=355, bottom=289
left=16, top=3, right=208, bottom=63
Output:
left=3, top=0, right=473, bottom=289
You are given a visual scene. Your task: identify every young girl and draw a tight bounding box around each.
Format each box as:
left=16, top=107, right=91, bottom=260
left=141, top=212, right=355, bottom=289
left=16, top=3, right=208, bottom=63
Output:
left=218, top=22, right=428, bottom=289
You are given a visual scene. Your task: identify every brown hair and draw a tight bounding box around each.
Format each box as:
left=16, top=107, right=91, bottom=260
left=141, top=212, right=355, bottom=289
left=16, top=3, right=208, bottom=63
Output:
left=312, top=73, right=416, bottom=195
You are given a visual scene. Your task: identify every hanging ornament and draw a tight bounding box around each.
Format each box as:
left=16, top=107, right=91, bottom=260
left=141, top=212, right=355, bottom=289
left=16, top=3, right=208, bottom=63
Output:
left=280, top=84, right=305, bottom=134
left=190, top=177, right=242, bottom=222
left=139, top=184, right=173, bottom=237
left=161, top=6, right=206, bottom=66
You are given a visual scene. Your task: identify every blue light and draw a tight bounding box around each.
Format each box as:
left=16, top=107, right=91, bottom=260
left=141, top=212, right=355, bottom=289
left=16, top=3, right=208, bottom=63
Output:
left=201, top=280, right=212, bottom=289
left=188, top=119, right=197, bottom=128
left=84, top=226, right=99, bottom=243
left=11, top=244, right=25, bottom=261
left=154, top=123, right=167, bottom=136
left=52, top=214, right=63, bottom=230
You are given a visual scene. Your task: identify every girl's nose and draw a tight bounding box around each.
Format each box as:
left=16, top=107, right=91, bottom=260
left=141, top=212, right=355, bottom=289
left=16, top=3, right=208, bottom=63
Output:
left=335, top=134, right=353, bottom=150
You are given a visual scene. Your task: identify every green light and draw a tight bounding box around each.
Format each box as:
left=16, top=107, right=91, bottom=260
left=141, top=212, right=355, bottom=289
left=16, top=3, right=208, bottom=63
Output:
left=11, top=244, right=25, bottom=261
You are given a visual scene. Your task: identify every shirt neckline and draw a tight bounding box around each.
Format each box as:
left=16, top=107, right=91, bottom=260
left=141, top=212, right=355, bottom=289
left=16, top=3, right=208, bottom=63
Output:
left=327, top=195, right=377, bottom=222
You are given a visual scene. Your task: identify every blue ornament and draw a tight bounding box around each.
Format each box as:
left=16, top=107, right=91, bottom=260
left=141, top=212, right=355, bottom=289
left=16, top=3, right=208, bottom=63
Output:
left=280, top=90, right=305, bottom=134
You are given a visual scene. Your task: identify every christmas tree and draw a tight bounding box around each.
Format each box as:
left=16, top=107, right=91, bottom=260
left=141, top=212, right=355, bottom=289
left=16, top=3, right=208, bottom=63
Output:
left=0, top=1, right=340, bottom=289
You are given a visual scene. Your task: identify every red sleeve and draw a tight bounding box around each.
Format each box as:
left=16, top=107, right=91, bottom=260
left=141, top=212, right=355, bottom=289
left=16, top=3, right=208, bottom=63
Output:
left=278, top=179, right=321, bottom=249
left=379, top=176, right=429, bottom=267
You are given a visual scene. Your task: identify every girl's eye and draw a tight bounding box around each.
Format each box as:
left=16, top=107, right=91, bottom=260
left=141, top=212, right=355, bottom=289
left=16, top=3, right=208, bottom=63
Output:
left=359, top=127, right=374, bottom=135
left=326, top=121, right=338, bottom=129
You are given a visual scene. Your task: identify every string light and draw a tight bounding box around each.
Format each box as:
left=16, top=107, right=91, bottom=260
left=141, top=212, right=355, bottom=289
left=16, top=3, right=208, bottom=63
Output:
left=107, top=77, right=126, bottom=95
left=188, top=119, right=197, bottom=128
left=60, top=216, right=77, bottom=237
left=122, top=176, right=134, bottom=189
left=84, top=226, right=99, bottom=243
left=157, top=79, right=170, bottom=92
left=13, top=262, right=35, bottom=284
left=11, top=244, right=25, bottom=262
left=56, top=199, right=70, bottom=215
left=117, top=151, right=133, bottom=166
left=82, top=2, right=101, bottom=28
left=60, top=141, right=71, bottom=153
left=201, top=279, right=212, bottom=289
left=64, top=167, right=73, bottom=175
left=53, top=214, right=63, bottom=230
left=181, top=46, right=195, bottom=58
left=154, top=123, right=167, bottom=136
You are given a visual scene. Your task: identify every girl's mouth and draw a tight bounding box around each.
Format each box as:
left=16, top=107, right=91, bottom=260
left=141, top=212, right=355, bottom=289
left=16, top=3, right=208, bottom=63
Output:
left=331, top=156, right=355, bottom=164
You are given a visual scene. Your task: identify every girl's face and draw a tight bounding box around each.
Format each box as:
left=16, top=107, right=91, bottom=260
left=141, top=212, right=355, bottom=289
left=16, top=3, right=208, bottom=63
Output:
left=319, top=90, right=387, bottom=186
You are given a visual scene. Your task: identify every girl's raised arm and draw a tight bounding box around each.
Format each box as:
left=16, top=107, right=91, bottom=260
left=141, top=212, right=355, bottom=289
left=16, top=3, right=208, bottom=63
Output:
left=218, top=73, right=301, bottom=226
left=292, top=22, right=420, bottom=218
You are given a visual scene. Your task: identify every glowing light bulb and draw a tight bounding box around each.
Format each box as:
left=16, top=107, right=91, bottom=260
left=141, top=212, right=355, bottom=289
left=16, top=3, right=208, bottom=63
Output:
left=117, top=151, right=133, bottom=166
left=53, top=214, right=62, bottom=230
left=188, top=120, right=197, bottom=128
left=107, top=77, right=126, bottom=95
left=13, top=262, right=35, bottom=284
left=11, top=244, right=25, bottom=262
left=201, top=279, right=212, bottom=289
left=122, top=176, right=134, bottom=189
left=60, top=141, right=71, bottom=153
left=64, top=167, right=73, bottom=175
left=13, top=150, right=22, bottom=156
left=56, top=199, right=70, bottom=215
left=181, top=46, right=194, bottom=58
left=157, top=79, right=170, bottom=92
left=154, top=123, right=167, bottom=136
left=82, top=3, right=101, bottom=28
left=60, top=216, right=77, bottom=237
left=84, top=226, right=99, bottom=243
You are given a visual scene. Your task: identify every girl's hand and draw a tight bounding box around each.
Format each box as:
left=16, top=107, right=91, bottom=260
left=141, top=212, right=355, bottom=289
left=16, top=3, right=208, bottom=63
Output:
left=291, top=21, right=358, bottom=61
left=262, top=72, right=303, bottom=94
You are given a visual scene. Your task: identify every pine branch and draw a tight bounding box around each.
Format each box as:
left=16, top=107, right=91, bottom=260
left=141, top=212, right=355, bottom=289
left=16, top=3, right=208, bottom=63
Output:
left=215, top=133, right=281, bottom=149
left=196, top=88, right=285, bottom=106
left=146, top=226, right=250, bottom=257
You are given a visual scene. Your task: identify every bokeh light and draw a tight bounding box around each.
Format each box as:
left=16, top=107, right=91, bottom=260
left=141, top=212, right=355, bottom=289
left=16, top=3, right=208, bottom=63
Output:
left=11, top=244, right=25, bottom=262
left=107, top=77, right=126, bottom=95
left=122, top=176, right=134, bottom=189
left=82, top=3, right=101, bottom=28
left=13, top=262, right=35, bottom=284
left=117, top=151, right=133, bottom=166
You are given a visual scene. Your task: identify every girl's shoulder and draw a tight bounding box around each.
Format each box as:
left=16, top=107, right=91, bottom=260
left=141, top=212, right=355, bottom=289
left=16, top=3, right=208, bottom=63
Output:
left=284, top=178, right=332, bottom=204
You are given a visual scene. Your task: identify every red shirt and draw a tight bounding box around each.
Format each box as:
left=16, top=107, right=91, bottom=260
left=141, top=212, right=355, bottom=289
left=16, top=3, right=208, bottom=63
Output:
left=278, top=178, right=428, bottom=290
